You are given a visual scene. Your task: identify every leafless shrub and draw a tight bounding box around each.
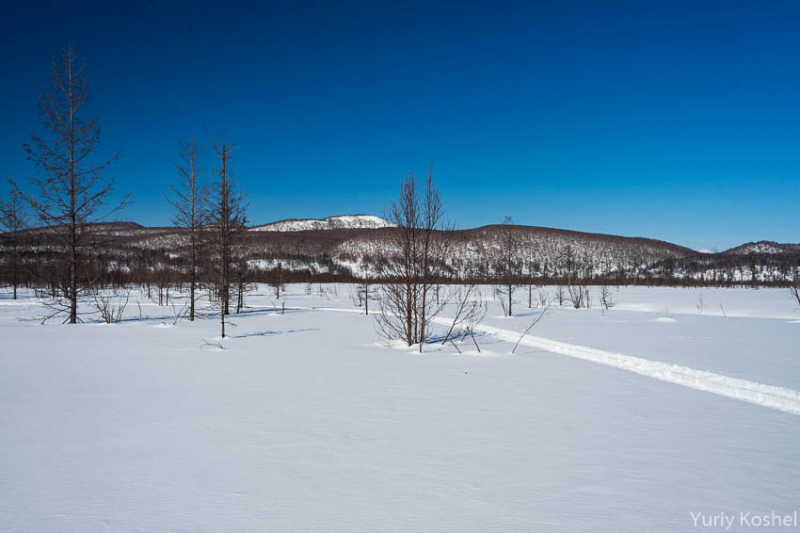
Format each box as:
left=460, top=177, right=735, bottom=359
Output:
left=496, top=286, right=511, bottom=317
left=91, top=289, right=130, bottom=324
left=201, top=339, right=225, bottom=351
left=170, top=300, right=191, bottom=325
left=538, top=288, right=549, bottom=307
left=568, top=283, right=590, bottom=309
left=441, top=284, right=486, bottom=345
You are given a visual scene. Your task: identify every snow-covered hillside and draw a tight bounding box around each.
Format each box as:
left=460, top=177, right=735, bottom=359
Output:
left=1, top=285, right=798, bottom=531
left=723, top=240, right=800, bottom=255
left=5, top=221, right=799, bottom=285
left=250, top=214, right=395, bottom=232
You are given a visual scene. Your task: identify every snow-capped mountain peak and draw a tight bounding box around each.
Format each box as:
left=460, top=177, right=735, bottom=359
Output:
left=250, top=214, right=395, bottom=232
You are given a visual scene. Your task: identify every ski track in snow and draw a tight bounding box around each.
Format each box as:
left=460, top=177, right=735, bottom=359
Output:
left=308, top=306, right=800, bottom=416
left=463, top=321, right=800, bottom=417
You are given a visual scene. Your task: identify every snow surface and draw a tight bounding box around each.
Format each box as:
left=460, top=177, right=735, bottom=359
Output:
left=1, top=285, right=799, bottom=532
left=249, top=214, right=395, bottom=232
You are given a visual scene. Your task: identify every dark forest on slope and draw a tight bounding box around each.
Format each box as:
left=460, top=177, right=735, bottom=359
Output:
left=2, top=220, right=798, bottom=291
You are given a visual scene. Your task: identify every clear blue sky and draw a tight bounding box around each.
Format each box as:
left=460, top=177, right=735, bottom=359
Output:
left=1, top=0, right=799, bottom=250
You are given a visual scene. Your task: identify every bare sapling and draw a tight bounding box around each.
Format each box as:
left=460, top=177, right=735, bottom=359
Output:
left=449, top=338, right=462, bottom=354
left=0, top=179, right=28, bottom=300
left=171, top=300, right=192, bottom=325
left=466, top=328, right=482, bottom=353
left=790, top=282, right=800, bottom=307
left=350, top=265, right=377, bottom=315
left=600, top=284, right=613, bottom=310
left=349, top=283, right=363, bottom=308
left=273, top=262, right=282, bottom=299
left=512, top=307, right=548, bottom=354
left=556, top=285, right=565, bottom=306
left=441, top=283, right=486, bottom=346
left=165, top=136, right=207, bottom=321
left=538, top=287, right=549, bottom=307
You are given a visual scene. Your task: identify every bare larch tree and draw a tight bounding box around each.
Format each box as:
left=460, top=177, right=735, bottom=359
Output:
left=495, top=215, right=520, bottom=316
left=165, top=136, right=207, bottom=321
left=0, top=179, right=28, bottom=299
left=350, top=263, right=377, bottom=315
left=209, top=135, right=248, bottom=338
left=22, top=43, right=127, bottom=323
left=525, top=240, right=537, bottom=308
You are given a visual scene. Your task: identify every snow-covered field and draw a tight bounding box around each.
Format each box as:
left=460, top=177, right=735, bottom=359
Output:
left=1, top=285, right=798, bottom=532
